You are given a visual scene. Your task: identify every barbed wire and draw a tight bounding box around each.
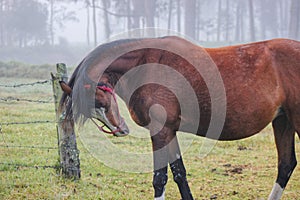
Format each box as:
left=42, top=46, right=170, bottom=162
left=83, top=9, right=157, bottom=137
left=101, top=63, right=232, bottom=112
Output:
left=0, top=144, right=57, bottom=150
left=0, top=120, right=55, bottom=126
left=0, top=97, right=53, bottom=104
left=0, top=78, right=63, bottom=172
left=0, top=121, right=59, bottom=170
left=0, top=79, right=51, bottom=88
left=0, top=162, right=59, bottom=170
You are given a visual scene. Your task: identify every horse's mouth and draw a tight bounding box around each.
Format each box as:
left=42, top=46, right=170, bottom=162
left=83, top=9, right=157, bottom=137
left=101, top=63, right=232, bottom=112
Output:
left=93, top=107, right=130, bottom=137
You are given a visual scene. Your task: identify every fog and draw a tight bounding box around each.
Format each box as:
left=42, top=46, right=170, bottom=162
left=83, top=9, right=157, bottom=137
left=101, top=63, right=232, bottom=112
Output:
left=58, top=6, right=86, bottom=43
left=0, top=0, right=299, bottom=65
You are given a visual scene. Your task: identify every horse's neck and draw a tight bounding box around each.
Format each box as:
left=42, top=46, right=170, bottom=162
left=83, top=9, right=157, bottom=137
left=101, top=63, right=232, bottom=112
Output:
left=109, top=68, right=139, bottom=105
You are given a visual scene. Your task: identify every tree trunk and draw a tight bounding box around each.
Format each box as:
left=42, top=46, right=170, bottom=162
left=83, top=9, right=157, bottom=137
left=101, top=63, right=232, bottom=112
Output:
left=235, top=1, right=241, bottom=41
left=217, top=0, right=222, bottom=41
left=225, top=0, right=230, bottom=41
left=241, top=1, right=245, bottom=41
left=184, top=0, right=196, bottom=39
left=102, top=0, right=110, bottom=39
left=49, top=0, right=54, bottom=45
left=195, top=1, right=201, bottom=40
left=92, top=0, right=97, bottom=46
left=282, top=0, right=291, bottom=37
left=127, top=0, right=131, bottom=36
left=0, top=0, right=3, bottom=46
left=289, top=0, right=300, bottom=39
left=248, top=0, right=255, bottom=41
left=259, top=0, right=266, bottom=40
left=177, top=0, right=181, bottom=33
left=144, top=0, right=155, bottom=36
left=167, top=0, right=173, bottom=32
left=85, top=0, right=90, bottom=46
left=278, top=0, right=287, bottom=37
left=131, top=0, right=143, bottom=37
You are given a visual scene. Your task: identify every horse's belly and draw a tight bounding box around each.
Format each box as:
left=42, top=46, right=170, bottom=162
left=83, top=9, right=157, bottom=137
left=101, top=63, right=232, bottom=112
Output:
left=181, top=80, right=284, bottom=140
left=205, top=90, right=282, bottom=141
left=219, top=110, right=276, bottom=140
left=187, top=105, right=280, bottom=141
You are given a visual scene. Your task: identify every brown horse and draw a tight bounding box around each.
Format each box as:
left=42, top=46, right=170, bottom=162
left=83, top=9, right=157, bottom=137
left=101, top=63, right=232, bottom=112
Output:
left=60, top=36, right=300, bottom=200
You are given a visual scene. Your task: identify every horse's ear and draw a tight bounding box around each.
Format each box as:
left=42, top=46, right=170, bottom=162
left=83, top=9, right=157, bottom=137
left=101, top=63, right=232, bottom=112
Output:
left=59, top=81, right=72, bottom=95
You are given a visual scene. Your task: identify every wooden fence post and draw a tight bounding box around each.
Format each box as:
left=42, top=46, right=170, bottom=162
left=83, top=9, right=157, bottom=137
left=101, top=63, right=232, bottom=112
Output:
left=51, top=63, right=81, bottom=179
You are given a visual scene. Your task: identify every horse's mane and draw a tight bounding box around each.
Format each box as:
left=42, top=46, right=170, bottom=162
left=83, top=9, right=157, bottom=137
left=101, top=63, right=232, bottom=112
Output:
left=60, top=38, right=142, bottom=124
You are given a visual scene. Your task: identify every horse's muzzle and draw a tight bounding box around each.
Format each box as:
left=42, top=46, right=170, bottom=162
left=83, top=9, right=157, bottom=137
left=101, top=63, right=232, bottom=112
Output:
left=115, top=117, right=130, bottom=137
left=93, top=107, right=130, bottom=137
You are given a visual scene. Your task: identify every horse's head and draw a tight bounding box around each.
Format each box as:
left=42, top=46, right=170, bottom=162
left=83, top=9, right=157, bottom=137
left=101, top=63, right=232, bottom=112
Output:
left=60, top=78, right=129, bottom=137
left=91, top=80, right=129, bottom=137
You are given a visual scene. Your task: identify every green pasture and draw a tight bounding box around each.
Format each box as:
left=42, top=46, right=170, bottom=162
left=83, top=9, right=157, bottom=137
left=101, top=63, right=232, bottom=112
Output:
left=0, top=77, right=299, bottom=200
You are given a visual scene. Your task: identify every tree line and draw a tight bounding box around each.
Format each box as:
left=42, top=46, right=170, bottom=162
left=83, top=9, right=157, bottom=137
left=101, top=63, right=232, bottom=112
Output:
left=0, top=0, right=76, bottom=47
left=0, top=0, right=299, bottom=48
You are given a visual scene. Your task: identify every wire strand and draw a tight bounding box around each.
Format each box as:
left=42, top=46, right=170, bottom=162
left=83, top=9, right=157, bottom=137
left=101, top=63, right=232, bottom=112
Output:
left=0, top=80, right=51, bottom=88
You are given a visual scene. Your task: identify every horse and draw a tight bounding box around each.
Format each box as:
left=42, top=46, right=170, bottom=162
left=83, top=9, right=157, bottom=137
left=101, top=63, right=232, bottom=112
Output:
left=59, top=36, right=300, bottom=200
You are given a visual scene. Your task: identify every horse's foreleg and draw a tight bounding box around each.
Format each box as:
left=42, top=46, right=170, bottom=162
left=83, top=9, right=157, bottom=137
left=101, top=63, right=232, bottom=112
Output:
left=152, top=150, right=168, bottom=200
left=151, top=126, right=171, bottom=200
left=268, top=115, right=297, bottom=200
left=170, top=157, right=193, bottom=200
left=168, top=135, right=194, bottom=200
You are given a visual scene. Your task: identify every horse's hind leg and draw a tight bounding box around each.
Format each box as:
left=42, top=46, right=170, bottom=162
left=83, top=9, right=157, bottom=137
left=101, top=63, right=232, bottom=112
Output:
left=268, top=114, right=297, bottom=200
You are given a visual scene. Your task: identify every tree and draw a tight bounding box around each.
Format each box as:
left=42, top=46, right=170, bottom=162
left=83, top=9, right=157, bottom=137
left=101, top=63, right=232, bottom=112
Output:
left=5, top=0, right=48, bottom=47
left=289, top=0, right=300, bottom=39
left=48, top=0, right=54, bottom=45
left=144, top=0, right=156, bottom=36
left=248, top=0, right=255, bottom=41
left=46, top=0, right=78, bottom=45
left=217, top=0, right=222, bottom=41
left=234, top=0, right=241, bottom=41
left=167, top=0, right=173, bottom=32
left=0, top=0, right=4, bottom=46
left=184, top=0, right=196, bottom=39
left=278, top=0, right=290, bottom=37
left=176, top=0, right=181, bottom=33
left=101, top=0, right=110, bottom=39
left=225, top=0, right=230, bottom=41
left=131, top=0, right=143, bottom=37
left=85, top=0, right=91, bottom=46
left=92, top=0, right=98, bottom=46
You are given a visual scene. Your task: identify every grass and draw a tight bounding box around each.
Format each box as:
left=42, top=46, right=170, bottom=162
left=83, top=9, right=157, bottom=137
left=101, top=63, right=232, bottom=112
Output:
left=0, top=77, right=300, bottom=200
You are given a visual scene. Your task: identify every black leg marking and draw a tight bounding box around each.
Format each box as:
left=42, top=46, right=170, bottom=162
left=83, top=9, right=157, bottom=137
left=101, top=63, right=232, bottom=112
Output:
left=273, top=115, right=297, bottom=188
left=277, top=158, right=297, bottom=189
left=153, top=166, right=168, bottom=198
left=269, top=114, right=297, bottom=199
left=170, top=157, right=193, bottom=200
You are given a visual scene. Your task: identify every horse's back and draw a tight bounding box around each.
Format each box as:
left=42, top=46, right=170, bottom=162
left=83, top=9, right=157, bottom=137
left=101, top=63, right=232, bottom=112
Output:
left=202, top=40, right=288, bottom=140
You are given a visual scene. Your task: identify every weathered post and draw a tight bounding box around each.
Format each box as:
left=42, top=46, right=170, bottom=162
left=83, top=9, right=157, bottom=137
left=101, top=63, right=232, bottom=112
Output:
left=51, top=63, right=80, bottom=179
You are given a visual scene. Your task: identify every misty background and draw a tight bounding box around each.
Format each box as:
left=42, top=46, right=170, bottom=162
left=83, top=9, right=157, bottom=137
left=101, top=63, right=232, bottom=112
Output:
left=0, top=0, right=299, bottom=67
